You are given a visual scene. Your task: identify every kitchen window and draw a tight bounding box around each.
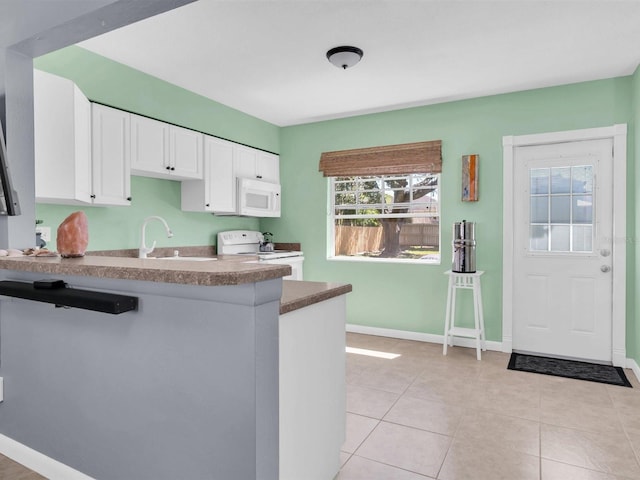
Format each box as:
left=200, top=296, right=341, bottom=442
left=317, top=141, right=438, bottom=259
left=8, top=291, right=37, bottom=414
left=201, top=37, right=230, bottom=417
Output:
left=318, top=140, right=442, bottom=263
left=329, top=173, right=440, bottom=263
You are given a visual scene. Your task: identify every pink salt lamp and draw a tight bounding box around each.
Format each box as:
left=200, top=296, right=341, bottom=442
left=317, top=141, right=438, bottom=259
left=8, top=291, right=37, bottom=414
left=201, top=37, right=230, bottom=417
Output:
left=56, top=211, right=89, bottom=258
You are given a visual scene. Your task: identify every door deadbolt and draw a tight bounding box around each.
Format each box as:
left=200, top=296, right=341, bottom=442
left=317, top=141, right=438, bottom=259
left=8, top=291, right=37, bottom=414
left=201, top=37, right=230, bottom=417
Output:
left=601, top=265, right=611, bottom=273
left=600, top=249, right=611, bottom=257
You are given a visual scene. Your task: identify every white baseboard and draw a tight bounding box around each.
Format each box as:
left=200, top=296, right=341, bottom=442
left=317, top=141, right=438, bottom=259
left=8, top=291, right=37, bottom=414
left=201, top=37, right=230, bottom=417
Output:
left=627, top=358, right=640, bottom=384
left=346, top=324, right=503, bottom=352
left=0, top=434, right=94, bottom=480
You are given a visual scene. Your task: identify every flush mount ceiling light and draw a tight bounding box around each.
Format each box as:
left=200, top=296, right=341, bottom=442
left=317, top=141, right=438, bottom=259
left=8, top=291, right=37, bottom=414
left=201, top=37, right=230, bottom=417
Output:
left=326, top=46, right=363, bottom=70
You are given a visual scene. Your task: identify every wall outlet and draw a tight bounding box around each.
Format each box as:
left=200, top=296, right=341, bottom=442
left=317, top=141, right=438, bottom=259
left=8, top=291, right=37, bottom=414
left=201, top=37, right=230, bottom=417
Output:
left=36, top=226, right=51, bottom=242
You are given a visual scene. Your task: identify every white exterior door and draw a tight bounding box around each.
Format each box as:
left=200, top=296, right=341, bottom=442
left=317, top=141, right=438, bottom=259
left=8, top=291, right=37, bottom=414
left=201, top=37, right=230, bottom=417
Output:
left=512, top=139, right=613, bottom=362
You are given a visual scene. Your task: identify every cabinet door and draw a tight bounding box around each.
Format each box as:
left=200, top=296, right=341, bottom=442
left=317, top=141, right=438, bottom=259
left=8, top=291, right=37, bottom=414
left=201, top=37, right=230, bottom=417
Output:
left=256, top=151, right=280, bottom=183
left=33, top=69, right=92, bottom=205
left=91, top=104, right=131, bottom=206
left=234, top=145, right=279, bottom=182
left=233, top=145, right=259, bottom=179
left=207, top=137, right=235, bottom=212
left=169, top=126, right=203, bottom=180
left=181, top=136, right=233, bottom=213
left=130, top=114, right=169, bottom=178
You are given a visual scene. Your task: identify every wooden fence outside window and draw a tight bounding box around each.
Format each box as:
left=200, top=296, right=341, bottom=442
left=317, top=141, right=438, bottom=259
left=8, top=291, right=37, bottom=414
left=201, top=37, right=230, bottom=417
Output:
left=335, top=224, right=439, bottom=256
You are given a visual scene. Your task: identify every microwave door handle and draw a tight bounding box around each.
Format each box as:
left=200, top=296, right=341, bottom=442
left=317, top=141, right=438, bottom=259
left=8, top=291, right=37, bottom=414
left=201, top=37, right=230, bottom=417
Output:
left=274, top=191, right=280, bottom=211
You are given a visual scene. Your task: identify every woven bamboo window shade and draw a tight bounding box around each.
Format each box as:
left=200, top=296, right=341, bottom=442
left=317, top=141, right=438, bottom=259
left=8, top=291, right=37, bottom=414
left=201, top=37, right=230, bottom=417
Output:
left=318, top=140, right=442, bottom=177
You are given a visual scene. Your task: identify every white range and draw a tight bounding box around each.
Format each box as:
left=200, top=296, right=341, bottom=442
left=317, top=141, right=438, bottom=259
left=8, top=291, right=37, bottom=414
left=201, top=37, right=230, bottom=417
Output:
left=217, top=230, right=304, bottom=281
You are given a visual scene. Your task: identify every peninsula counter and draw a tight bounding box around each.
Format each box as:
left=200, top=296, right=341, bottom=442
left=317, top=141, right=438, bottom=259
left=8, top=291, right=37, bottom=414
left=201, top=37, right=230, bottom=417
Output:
left=0, top=254, right=350, bottom=480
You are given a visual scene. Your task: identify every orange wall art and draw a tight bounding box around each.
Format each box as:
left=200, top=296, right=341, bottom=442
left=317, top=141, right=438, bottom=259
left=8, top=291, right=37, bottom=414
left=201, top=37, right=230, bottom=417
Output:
left=462, top=154, right=479, bottom=202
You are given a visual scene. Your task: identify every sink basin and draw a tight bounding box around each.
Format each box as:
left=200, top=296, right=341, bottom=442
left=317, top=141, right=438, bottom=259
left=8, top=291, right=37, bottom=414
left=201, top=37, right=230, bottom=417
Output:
left=149, top=256, right=217, bottom=262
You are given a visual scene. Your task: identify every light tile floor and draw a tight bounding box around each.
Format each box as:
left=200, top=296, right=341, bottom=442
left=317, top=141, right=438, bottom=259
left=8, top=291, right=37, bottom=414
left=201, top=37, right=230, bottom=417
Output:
left=337, top=333, right=640, bottom=480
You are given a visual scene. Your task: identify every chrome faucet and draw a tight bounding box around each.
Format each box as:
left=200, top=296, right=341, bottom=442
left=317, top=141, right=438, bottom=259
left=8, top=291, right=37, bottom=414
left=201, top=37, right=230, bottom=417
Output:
left=139, top=216, right=173, bottom=258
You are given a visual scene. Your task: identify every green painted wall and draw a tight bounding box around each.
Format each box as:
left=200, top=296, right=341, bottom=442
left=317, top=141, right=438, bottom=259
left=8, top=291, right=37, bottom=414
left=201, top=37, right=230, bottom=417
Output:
left=33, top=46, right=279, bottom=251
left=264, top=78, right=634, bottom=344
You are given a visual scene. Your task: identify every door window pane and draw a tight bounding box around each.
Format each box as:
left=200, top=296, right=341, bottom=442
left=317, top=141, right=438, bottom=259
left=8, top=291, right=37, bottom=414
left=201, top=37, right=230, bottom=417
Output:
left=572, top=195, right=593, bottom=224
left=573, top=225, right=593, bottom=252
left=551, top=167, right=571, bottom=194
left=530, top=168, right=549, bottom=194
left=530, top=225, right=548, bottom=251
left=572, top=166, right=593, bottom=193
left=550, top=196, right=570, bottom=223
left=530, top=196, right=548, bottom=223
left=550, top=225, right=570, bottom=251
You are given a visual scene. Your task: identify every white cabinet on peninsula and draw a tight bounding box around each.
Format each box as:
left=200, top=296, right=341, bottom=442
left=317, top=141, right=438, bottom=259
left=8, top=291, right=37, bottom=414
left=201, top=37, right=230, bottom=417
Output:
left=131, top=114, right=203, bottom=180
left=279, top=295, right=346, bottom=480
left=34, top=69, right=92, bottom=205
left=34, top=70, right=131, bottom=206
left=91, top=104, right=132, bottom=206
left=181, top=137, right=279, bottom=214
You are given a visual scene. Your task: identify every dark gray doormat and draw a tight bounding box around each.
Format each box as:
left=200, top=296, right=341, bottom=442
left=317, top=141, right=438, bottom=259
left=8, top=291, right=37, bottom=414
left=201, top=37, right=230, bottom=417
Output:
left=508, top=352, right=632, bottom=388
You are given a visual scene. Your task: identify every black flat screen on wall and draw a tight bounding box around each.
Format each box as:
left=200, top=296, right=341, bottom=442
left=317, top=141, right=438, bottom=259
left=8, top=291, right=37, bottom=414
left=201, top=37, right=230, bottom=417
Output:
left=0, top=119, right=20, bottom=216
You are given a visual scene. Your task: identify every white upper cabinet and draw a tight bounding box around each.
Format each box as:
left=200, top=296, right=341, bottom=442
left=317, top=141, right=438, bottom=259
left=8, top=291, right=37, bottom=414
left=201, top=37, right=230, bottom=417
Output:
left=181, top=136, right=279, bottom=215
left=34, top=70, right=92, bottom=205
left=91, top=104, right=132, bottom=206
left=131, top=113, right=203, bottom=180
left=34, top=70, right=130, bottom=207
left=256, top=151, right=280, bottom=183
left=130, top=115, right=168, bottom=177
left=169, top=125, right=203, bottom=179
left=234, top=145, right=279, bottom=183
left=234, top=145, right=259, bottom=180
left=182, top=136, right=234, bottom=213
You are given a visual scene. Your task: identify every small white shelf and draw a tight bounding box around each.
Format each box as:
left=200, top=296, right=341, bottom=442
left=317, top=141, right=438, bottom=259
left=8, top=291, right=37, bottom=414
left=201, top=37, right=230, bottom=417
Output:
left=443, top=270, right=486, bottom=360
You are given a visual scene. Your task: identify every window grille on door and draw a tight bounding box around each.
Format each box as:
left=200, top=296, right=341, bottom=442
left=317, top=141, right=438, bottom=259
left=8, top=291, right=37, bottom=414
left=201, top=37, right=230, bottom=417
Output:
left=529, top=165, right=593, bottom=253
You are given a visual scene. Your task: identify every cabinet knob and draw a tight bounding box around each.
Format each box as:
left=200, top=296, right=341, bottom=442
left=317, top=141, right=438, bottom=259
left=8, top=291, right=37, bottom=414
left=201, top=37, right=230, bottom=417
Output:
left=205, top=203, right=210, bottom=207
left=166, top=166, right=171, bottom=170
left=170, top=167, right=175, bottom=171
left=256, top=175, right=262, bottom=179
left=90, top=194, right=96, bottom=199
left=127, top=197, right=132, bottom=201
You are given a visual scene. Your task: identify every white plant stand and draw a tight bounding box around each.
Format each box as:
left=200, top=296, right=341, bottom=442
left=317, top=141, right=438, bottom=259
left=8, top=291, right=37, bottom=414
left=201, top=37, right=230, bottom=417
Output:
left=443, top=270, right=486, bottom=360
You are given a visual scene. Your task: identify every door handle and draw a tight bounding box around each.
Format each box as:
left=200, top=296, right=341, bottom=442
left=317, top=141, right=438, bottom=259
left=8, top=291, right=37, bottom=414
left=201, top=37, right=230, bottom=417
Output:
left=601, top=265, right=611, bottom=273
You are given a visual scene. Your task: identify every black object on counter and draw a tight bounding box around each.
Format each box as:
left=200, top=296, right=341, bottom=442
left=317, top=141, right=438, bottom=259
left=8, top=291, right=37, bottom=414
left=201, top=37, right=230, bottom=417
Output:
left=34, top=279, right=66, bottom=289
left=0, top=280, right=138, bottom=314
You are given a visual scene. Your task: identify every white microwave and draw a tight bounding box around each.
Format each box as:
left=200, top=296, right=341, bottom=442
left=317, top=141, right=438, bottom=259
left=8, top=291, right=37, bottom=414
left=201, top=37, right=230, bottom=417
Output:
left=237, top=177, right=281, bottom=217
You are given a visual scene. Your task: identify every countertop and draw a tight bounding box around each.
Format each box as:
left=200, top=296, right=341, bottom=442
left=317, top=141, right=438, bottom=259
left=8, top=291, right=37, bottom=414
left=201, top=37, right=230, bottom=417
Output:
left=0, top=254, right=289, bottom=286
left=279, top=280, right=352, bottom=314
left=0, top=251, right=352, bottom=314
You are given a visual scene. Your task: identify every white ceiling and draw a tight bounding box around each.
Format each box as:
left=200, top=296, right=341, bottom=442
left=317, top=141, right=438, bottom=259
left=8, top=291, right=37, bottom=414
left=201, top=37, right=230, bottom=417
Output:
left=78, top=0, right=640, bottom=127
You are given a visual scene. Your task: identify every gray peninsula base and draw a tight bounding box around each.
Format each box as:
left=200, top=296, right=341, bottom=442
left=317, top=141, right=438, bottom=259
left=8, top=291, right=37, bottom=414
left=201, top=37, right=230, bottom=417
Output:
left=0, top=271, right=283, bottom=479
